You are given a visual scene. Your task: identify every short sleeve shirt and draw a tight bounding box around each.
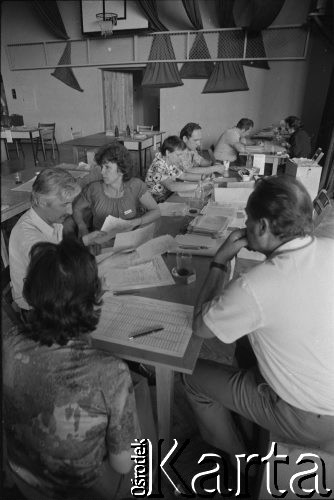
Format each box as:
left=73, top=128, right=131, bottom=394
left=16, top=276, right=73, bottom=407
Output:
left=3, top=327, right=140, bottom=495
left=180, top=149, right=203, bottom=170
left=80, top=177, right=148, bottom=229
left=145, top=152, right=184, bottom=203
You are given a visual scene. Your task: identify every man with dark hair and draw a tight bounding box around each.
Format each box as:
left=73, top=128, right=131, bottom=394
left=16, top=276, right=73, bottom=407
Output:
left=179, top=122, right=213, bottom=169
left=9, top=167, right=104, bottom=310
left=214, top=117, right=258, bottom=163
left=184, top=176, right=334, bottom=468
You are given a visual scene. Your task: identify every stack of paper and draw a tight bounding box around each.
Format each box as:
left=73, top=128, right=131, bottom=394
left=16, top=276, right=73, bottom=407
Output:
left=188, top=214, right=229, bottom=236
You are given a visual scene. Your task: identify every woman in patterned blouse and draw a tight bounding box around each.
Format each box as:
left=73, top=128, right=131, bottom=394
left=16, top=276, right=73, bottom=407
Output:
left=145, top=135, right=205, bottom=203
left=3, top=238, right=156, bottom=499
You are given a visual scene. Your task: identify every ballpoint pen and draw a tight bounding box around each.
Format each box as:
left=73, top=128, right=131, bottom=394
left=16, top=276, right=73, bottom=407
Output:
left=129, top=326, right=164, bottom=340
left=178, top=245, right=209, bottom=250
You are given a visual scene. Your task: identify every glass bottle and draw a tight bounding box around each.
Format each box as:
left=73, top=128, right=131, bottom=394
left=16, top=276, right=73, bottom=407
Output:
left=114, top=125, right=119, bottom=137
left=246, top=154, right=253, bottom=170
left=126, top=124, right=131, bottom=137
left=195, top=180, right=205, bottom=210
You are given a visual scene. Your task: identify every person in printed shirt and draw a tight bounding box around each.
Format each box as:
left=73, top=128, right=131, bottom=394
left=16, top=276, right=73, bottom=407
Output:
left=3, top=238, right=156, bottom=500
left=145, top=135, right=204, bottom=202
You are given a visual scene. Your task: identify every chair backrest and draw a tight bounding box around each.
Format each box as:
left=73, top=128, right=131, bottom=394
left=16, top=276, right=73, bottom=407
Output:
left=71, top=129, right=83, bottom=140
left=137, top=125, right=153, bottom=133
left=38, top=123, right=56, bottom=142
left=1, top=266, right=22, bottom=326
left=313, top=189, right=331, bottom=226
left=10, top=114, right=24, bottom=126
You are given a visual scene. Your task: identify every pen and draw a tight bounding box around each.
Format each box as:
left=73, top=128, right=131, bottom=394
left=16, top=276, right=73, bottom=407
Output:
left=129, top=326, right=164, bottom=340
left=178, top=244, right=209, bottom=250
left=113, top=290, right=139, bottom=296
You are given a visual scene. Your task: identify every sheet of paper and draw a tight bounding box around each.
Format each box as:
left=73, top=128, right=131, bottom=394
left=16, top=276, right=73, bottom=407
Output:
left=5, top=129, right=13, bottom=143
left=214, top=187, right=252, bottom=206
left=159, top=202, right=188, bottom=216
left=100, top=255, right=175, bottom=291
left=253, top=154, right=265, bottom=174
left=171, top=234, right=227, bottom=256
left=113, top=222, right=156, bottom=250
left=92, top=294, right=193, bottom=357
left=134, top=234, right=177, bottom=263
left=11, top=177, right=36, bottom=192
left=189, top=214, right=230, bottom=234
left=101, top=215, right=131, bottom=233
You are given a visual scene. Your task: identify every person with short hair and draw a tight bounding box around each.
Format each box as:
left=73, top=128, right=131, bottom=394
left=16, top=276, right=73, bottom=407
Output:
left=284, top=115, right=311, bottom=158
left=9, top=167, right=104, bottom=310
left=214, top=118, right=257, bottom=163
left=73, top=141, right=160, bottom=235
left=3, top=238, right=156, bottom=500
left=183, top=176, right=334, bottom=468
left=180, top=122, right=228, bottom=175
left=145, top=135, right=208, bottom=202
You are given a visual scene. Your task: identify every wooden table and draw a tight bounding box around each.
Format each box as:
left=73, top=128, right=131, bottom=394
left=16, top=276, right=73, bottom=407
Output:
left=61, top=131, right=165, bottom=177
left=1, top=126, right=40, bottom=165
left=240, top=140, right=288, bottom=175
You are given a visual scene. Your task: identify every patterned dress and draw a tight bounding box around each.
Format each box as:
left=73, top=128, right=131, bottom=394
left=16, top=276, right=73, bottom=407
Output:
left=145, top=152, right=184, bottom=203
left=3, top=326, right=140, bottom=498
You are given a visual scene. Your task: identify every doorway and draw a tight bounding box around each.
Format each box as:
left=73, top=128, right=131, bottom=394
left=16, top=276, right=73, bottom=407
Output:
left=102, top=69, right=160, bottom=132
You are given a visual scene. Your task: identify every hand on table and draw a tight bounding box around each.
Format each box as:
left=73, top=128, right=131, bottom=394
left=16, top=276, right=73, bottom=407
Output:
left=213, top=229, right=248, bottom=264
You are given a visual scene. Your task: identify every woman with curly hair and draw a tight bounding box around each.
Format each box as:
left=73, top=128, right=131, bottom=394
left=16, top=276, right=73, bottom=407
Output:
left=73, top=140, right=160, bottom=236
left=3, top=238, right=156, bottom=500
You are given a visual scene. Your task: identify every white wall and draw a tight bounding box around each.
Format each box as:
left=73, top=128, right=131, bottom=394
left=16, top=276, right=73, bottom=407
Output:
left=1, top=0, right=332, bottom=148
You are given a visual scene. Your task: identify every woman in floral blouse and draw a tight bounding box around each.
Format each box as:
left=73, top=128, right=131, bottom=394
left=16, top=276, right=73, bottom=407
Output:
left=145, top=135, right=203, bottom=202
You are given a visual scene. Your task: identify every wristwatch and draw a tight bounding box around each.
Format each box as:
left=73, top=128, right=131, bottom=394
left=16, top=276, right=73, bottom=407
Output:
left=210, top=261, right=228, bottom=273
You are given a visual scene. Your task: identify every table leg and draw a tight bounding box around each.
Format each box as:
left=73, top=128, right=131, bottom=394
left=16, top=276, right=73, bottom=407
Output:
left=155, top=365, right=174, bottom=449
left=139, top=148, right=143, bottom=178
left=1, top=230, right=9, bottom=267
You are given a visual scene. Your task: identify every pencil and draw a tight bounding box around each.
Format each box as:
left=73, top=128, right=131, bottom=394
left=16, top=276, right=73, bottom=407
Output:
left=129, top=326, right=164, bottom=340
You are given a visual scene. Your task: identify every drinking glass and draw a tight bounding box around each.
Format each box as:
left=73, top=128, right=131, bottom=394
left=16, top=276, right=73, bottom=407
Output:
left=176, top=250, right=193, bottom=276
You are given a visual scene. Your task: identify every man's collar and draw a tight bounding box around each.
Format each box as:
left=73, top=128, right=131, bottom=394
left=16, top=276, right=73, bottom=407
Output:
left=270, top=235, right=314, bottom=257
left=30, top=207, right=62, bottom=238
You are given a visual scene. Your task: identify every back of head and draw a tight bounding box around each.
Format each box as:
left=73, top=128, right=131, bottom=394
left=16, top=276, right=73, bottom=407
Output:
left=247, top=176, right=313, bottom=240
left=32, top=168, right=80, bottom=206
left=180, top=122, right=201, bottom=140
left=23, top=239, right=102, bottom=346
left=236, top=118, right=254, bottom=131
left=285, top=116, right=303, bottom=130
left=160, top=135, right=185, bottom=156
left=94, top=141, right=133, bottom=181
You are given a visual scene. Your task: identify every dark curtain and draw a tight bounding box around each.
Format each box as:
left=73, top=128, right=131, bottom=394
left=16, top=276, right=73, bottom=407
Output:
left=136, top=0, right=167, bottom=31
left=181, top=0, right=203, bottom=30
left=142, top=34, right=183, bottom=88
left=318, top=65, right=334, bottom=191
left=233, top=0, right=285, bottom=69
left=32, top=0, right=83, bottom=92
left=180, top=32, right=214, bottom=79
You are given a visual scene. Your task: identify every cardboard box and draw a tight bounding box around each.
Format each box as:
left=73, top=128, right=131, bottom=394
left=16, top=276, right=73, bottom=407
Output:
left=284, top=159, right=322, bottom=200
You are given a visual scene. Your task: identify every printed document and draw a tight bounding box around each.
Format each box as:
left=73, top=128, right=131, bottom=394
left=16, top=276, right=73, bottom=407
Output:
left=92, top=294, right=193, bottom=357
left=113, top=222, right=156, bottom=250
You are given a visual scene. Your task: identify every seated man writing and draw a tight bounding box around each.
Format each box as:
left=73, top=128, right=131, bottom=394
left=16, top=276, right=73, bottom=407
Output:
left=9, top=167, right=104, bottom=312
left=180, top=122, right=226, bottom=175
left=184, top=176, right=334, bottom=476
left=214, top=118, right=259, bottom=163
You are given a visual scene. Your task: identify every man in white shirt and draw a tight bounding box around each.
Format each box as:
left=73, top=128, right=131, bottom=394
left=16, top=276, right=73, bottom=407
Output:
left=9, top=167, right=103, bottom=310
left=214, top=118, right=257, bottom=163
left=184, top=177, right=334, bottom=465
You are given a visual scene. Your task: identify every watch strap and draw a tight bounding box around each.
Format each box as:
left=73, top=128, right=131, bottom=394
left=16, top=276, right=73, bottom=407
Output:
left=210, top=261, right=228, bottom=273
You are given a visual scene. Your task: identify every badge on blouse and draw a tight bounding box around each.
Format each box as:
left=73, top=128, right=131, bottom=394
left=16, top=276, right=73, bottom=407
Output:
left=124, top=209, right=133, bottom=215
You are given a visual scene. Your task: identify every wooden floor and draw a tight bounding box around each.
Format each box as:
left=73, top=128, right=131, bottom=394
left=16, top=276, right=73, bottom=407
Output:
left=2, top=143, right=334, bottom=499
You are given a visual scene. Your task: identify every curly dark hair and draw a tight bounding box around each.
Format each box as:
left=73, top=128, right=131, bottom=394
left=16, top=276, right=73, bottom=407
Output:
left=285, top=116, right=303, bottom=131
left=94, top=141, right=133, bottom=181
left=23, top=239, right=102, bottom=346
left=180, top=123, right=201, bottom=141
left=247, top=176, right=313, bottom=240
left=236, top=118, right=254, bottom=131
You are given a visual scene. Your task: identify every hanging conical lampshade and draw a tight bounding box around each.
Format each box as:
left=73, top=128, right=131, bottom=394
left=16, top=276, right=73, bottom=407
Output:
left=51, top=42, right=83, bottom=92
left=180, top=32, right=214, bottom=79
left=142, top=34, right=183, bottom=88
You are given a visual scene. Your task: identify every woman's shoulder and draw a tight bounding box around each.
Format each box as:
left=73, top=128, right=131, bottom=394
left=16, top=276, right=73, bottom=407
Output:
left=126, top=177, right=146, bottom=190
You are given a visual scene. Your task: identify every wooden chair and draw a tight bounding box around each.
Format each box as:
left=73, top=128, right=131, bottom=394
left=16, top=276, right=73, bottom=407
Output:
left=313, top=189, right=331, bottom=227
left=136, top=125, right=153, bottom=133
left=36, top=122, right=59, bottom=160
